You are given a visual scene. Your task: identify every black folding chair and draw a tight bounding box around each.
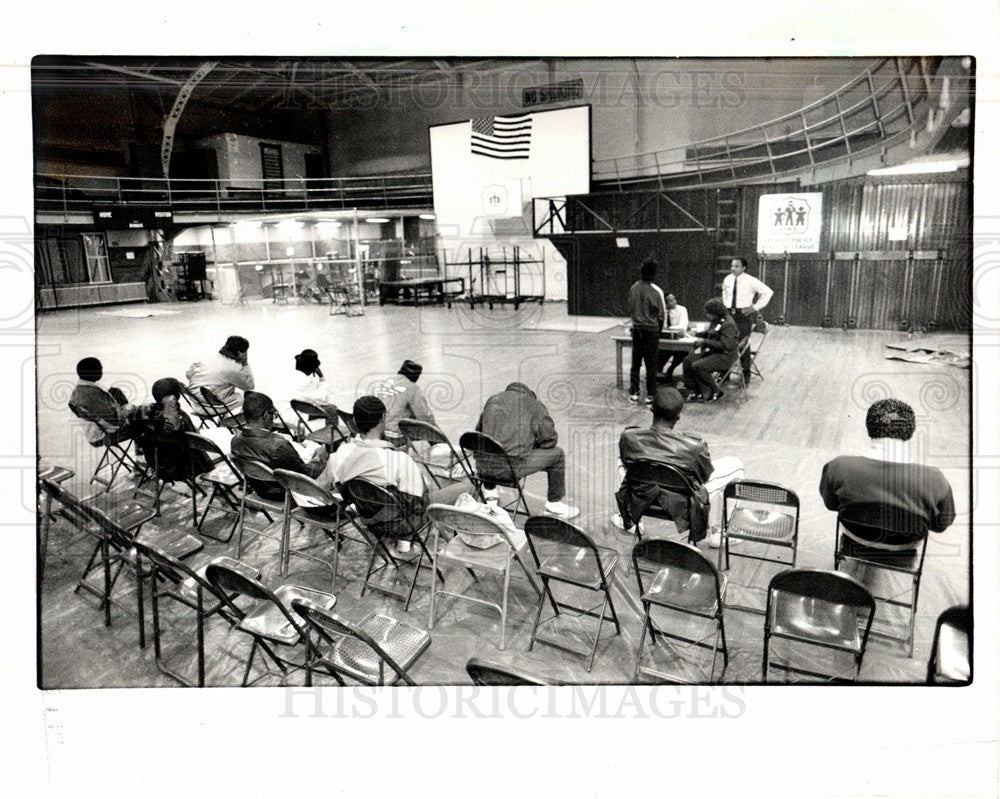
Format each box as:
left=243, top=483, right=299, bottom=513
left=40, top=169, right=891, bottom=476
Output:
left=398, top=419, right=473, bottom=489
left=834, top=503, right=929, bottom=656
left=616, top=460, right=702, bottom=544
left=179, top=384, right=215, bottom=431
left=184, top=432, right=242, bottom=541
left=718, top=335, right=750, bottom=403
left=459, top=431, right=532, bottom=518
left=927, top=604, right=971, bottom=684
left=68, top=400, right=140, bottom=491
left=466, top=658, right=552, bottom=686
left=292, top=598, right=431, bottom=686
left=631, top=539, right=728, bottom=683
left=290, top=399, right=346, bottom=451
left=523, top=515, right=621, bottom=672
left=763, top=568, right=876, bottom=683
left=132, top=418, right=205, bottom=525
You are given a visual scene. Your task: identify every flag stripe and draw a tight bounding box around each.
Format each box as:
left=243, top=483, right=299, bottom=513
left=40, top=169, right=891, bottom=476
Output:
left=470, top=114, right=532, bottom=159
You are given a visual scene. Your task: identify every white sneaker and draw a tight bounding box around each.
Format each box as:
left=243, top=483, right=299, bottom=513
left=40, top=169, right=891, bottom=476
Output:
left=628, top=393, right=640, bottom=403
left=545, top=500, right=580, bottom=519
left=610, top=512, right=634, bottom=532
left=389, top=540, right=415, bottom=559
left=707, top=528, right=722, bottom=548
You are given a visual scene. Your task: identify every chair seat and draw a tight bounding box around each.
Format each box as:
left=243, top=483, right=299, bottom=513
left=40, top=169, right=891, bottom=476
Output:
left=39, top=466, right=75, bottom=483
left=537, top=545, right=618, bottom=589
left=198, top=463, right=238, bottom=487
left=726, top=506, right=795, bottom=543
left=238, top=584, right=336, bottom=646
left=839, top=535, right=921, bottom=569
left=177, top=556, right=260, bottom=605
left=326, top=614, right=430, bottom=683
left=85, top=496, right=156, bottom=533
left=135, top=529, right=204, bottom=560
left=770, top=593, right=862, bottom=651
left=243, top=493, right=286, bottom=514
left=290, top=504, right=341, bottom=528
left=934, top=623, right=970, bottom=682
left=643, top=565, right=726, bottom=614
left=440, top=536, right=516, bottom=572
left=305, top=426, right=337, bottom=445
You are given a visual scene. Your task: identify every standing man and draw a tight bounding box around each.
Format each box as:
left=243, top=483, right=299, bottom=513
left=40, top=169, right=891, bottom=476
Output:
left=721, top=257, right=772, bottom=384
left=626, top=258, right=666, bottom=405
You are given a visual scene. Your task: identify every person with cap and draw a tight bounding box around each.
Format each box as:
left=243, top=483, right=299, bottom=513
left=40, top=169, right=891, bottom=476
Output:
left=68, top=356, right=139, bottom=445
left=134, top=377, right=213, bottom=481
left=271, top=348, right=337, bottom=421
left=721, top=257, right=772, bottom=384
left=476, top=382, right=579, bottom=519
left=371, top=359, right=435, bottom=445
left=186, top=335, right=254, bottom=412
left=231, top=391, right=328, bottom=500
left=819, top=398, right=955, bottom=536
left=612, top=386, right=744, bottom=546
left=318, top=395, right=472, bottom=555
left=680, top=298, right=739, bottom=403
left=625, top=257, right=667, bottom=405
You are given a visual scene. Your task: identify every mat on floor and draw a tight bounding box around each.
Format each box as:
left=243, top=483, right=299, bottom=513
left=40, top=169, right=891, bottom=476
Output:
left=522, top=317, right=623, bottom=334
left=95, top=307, right=182, bottom=319
left=884, top=336, right=970, bottom=368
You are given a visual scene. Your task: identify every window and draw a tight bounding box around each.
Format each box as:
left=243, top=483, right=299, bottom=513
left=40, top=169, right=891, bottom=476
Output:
left=81, top=233, right=112, bottom=283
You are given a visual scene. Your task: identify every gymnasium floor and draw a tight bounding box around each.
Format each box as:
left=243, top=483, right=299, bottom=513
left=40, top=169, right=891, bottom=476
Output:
left=35, top=298, right=971, bottom=686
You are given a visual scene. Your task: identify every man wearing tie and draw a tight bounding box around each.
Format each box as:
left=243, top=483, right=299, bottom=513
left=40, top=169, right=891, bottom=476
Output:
left=721, top=257, right=773, bottom=383
left=658, top=293, right=690, bottom=382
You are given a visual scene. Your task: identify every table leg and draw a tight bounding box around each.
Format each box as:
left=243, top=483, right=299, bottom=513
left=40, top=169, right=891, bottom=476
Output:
left=616, top=340, right=626, bottom=390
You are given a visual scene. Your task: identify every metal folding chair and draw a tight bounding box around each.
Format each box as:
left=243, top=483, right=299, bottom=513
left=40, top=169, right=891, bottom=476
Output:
left=184, top=432, right=242, bottom=541
left=289, top=399, right=345, bottom=451
left=834, top=503, right=930, bottom=656
left=132, top=418, right=204, bottom=525
left=337, top=408, right=361, bottom=438
left=616, top=460, right=702, bottom=544
left=179, top=384, right=216, bottom=431
left=68, top=400, right=140, bottom=491
left=763, top=568, right=876, bottom=683
left=927, top=604, right=971, bottom=684
left=292, top=598, right=431, bottom=686
left=398, top=419, right=473, bottom=489
left=37, top=465, right=75, bottom=580
left=717, top=335, right=750, bottom=403
left=748, top=319, right=768, bottom=381
left=199, top=386, right=246, bottom=430
left=466, top=658, right=551, bottom=686
left=425, top=503, right=541, bottom=650
left=631, top=538, right=728, bottom=683
left=205, top=561, right=336, bottom=687
left=459, top=431, right=533, bottom=518
left=523, top=515, right=622, bottom=672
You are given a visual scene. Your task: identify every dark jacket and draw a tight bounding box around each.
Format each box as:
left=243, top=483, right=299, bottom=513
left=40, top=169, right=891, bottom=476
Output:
left=135, top=397, right=211, bottom=482
left=477, top=382, right=557, bottom=460
left=231, top=426, right=321, bottom=499
left=697, top=314, right=740, bottom=358
left=627, top=279, right=666, bottom=329
left=616, top=424, right=713, bottom=542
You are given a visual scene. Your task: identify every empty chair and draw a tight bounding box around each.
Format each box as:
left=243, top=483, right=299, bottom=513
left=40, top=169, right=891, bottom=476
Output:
left=425, top=503, right=541, bottom=650
left=747, top=319, right=768, bottom=381
left=68, top=400, right=140, bottom=491
left=763, top=568, right=876, bottom=683
left=290, top=399, right=345, bottom=451
left=292, top=598, right=431, bottom=686
left=37, top=465, right=75, bottom=580
left=631, top=539, right=728, bottom=683
left=199, top=386, right=246, bottom=430
left=834, top=503, right=929, bottom=656
left=615, top=460, right=703, bottom=544
left=204, top=560, right=336, bottom=687
left=459, top=431, right=533, bottom=518
left=184, top=432, right=242, bottom=541
left=178, top=384, right=216, bottom=431
left=927, top=605, right=971, bottom=684
left=523, top=515, right=621, bottom=672
left=398, top=419, right=473, bottom=488
left=717, top=335, right=751, bottom=402
left=466, top=658, right=551, bottom=686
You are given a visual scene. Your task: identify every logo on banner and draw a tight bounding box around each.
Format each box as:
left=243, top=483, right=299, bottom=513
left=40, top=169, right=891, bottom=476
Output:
left=482, top=183, right=510, bottom=216
left=769, top=196, right=812, bottom=232
left=757, top=192, right=823, bottom=253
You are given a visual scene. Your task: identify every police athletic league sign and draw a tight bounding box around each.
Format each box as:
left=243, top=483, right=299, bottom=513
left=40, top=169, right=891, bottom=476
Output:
left=756, top=192, right=823, bottom=253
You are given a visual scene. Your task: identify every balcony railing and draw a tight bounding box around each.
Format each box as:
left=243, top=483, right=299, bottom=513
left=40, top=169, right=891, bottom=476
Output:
left=591, top=57, right=940, bottom=190
left=35, top=173, right=434, bottom=216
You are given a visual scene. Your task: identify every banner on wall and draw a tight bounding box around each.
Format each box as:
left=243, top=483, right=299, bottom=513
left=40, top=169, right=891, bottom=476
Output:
left=757, top=192, right=823, bottom=253
left=474, top=179, right=523, bottom=217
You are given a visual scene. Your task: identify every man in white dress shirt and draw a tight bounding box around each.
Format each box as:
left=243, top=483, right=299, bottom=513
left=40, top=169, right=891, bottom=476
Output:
left=720, top=258, right=773, bottom=383
left=657, top=293, right=690, bottom=381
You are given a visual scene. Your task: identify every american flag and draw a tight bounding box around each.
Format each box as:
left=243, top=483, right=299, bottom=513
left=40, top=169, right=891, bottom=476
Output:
left=470, top=114, right=532, bottom=159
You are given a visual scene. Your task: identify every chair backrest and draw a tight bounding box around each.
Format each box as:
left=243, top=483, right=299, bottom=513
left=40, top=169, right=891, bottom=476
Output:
left=342, top=477, right=420, bottom=537
left=337, top=409, right=360, bottom=437
left=44, top=478, right=135, bottom=548
left=179, top=384, right=211, bottom=415
left=625, top=460, right=698, bottom=495
left=291, top=398, right=339, bottom=428
left=272, top=468, right=338, bottom=509
left=767, top=568, right=876, bottom=616
left=425, top=503, right=518, bottom=551
left=205, top=559, right=275, bottom=603
left=631, top=537, right=723, bottom=598
left=68, top=398, right=118, bottom=434
left=523, top=515, right=607, bottom=581
left=459, top=431, right=520, bottom=482
left=40, top=477, right=93, bottom=531
left=837, top=502, right=929, bottom=549
left=184, top=431, right=225, bottom=459
left=398, top=418, right=448, bottom=446
left=466, top=658, right=549, bottom=686
left=725, top=480, right=799, bottom=512
left=229, top=454, right=278, bottom=485
left=198, top=385, right=231, bottom=412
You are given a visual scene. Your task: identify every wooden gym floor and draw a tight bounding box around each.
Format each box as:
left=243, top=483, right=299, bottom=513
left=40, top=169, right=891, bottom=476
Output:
left=35, top=299, right=971, bottom=686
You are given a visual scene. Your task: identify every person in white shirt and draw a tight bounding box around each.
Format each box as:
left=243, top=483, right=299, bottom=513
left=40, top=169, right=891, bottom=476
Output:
left=272, top=348, right=338, bottom=423
left=720, top=258, right=773, bottom=383
left=186, top=335, right=254, bottom=412
left=657, top=293, right=690, bottom=381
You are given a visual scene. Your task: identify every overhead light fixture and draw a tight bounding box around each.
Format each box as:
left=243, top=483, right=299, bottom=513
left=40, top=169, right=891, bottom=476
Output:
left=616, top=237, right=630, bottom=248
left=285, top=246, right=295, bottom=257
left=278, top=219, right=303, bottom=231
left=867, top=156, right=969, bottom=176
left=418, top=213, right=437, bottom=220
left=365, top=217, right=390, bottom=224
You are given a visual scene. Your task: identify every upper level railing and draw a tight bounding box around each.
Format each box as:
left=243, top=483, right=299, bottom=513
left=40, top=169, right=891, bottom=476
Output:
left=591, top=57, right=940, bottom=191
left=35, top=172, right=434, bottom=216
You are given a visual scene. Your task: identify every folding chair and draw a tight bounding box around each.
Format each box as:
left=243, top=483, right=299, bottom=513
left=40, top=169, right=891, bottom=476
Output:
left=616, top=460, right=702, bottom=545
left=425, top=503, right=542, bottom=650
left=290, top=399, right=345, bottom=451
left=927, top=605, right=971, bottom=684
left=398, top=419, right=473, bottom=489
left=198, top=386, right=246, bottom=430
left=834, top=503, right=930, bottom=656
left=466, top=658, right=551, bottom=686
left=184, top=432, right=242, bottom=541
left=459, top=431, right=533, bottom=518
left=131, top=418, right=204, bottom=525
left=272, top=469, right=382, bottom=592
left=748, top=319, right=768, bottom=381
left=763, top=568, right=876, bottom=683
left=292, top=598, right=430, bottom=686
left=205, top=561, right=336, bottom=687
left=717, top=336, right=750, bottom=403
left=337, top=408, right=361, bottom=438
left=341, top=477, right=443, bottom=611
left=718, top=480, right=800, bottom=613
left=523, top=515, right=622, bottom=672
left=68, top=400, right=140, bottom=491
left=631, top=539, right=728, bottom=683
left=37, top=465, right=75, bottom=580
left=179, top=384, right=215, bottom=431
left=135, top=545, right=260, bottom=687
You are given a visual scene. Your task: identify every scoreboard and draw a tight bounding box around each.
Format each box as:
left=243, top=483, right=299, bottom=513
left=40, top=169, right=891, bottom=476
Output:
left=92, top=206, right=174, bottom=229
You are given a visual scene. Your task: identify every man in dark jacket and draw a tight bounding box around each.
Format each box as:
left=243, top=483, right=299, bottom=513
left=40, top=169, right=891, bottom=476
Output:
left=614, top=387, right=743, bottom=545
left=626, top=258, right=667, bottom=405
left=476, top=382, right=579, bottom=518
left=681, top=297, right=740, bottom=402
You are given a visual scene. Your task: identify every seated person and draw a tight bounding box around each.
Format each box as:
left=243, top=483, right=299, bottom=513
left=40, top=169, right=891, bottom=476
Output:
left=372, top=359, right=436, bottom=445
left=68, top=356, right=138, bottom=445
left=476, top=382, right=579, bottom=519
left=272, top=348, right=337, bottom=421
left=613, top=387, right=744, bottom=546
left=187, top=335, right=254, bottom=412
left=657, top=292, right=690, bottom=381
left=680, top=298, right=739, bottom=403
left=318, top=396, right=472, bottom=555
left=820, top=398, right=955, bottom=541
left=230, top=391, right=328, bottom=500
left=134, top=377, right=213, bottom=481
